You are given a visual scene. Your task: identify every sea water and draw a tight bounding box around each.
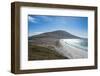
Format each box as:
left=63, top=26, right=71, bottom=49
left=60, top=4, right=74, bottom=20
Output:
left=61, top=39, right=88, bottom=51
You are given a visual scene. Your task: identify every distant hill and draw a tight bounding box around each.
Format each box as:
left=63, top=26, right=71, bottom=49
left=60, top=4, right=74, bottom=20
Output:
left=28, top=30, right=81, bottom=46
left=28, top=30, right=82, bottom=60
left=29, top=30, right=81, bottom=40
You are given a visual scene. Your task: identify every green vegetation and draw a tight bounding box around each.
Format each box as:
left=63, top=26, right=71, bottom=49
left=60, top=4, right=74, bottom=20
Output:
left=28, top=45, right=67, bottom=60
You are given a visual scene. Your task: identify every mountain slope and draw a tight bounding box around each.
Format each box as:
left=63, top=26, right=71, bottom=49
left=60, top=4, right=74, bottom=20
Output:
left=28, top=30, right=81, bottom=46
left=29, top=30, right=81, bottom=40
left=28, top=30, right=83, bottom=60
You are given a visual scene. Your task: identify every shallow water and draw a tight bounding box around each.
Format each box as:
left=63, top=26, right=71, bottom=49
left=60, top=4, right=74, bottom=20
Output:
left=61, top=39, right=88, bottom=51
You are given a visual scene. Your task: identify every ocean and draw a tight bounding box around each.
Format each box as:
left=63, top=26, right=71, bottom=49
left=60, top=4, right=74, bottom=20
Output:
left=62, top=39, right=88, bottom=51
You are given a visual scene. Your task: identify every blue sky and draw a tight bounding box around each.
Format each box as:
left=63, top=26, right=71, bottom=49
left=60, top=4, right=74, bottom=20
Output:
left=28, top=15, right=88, bottom=38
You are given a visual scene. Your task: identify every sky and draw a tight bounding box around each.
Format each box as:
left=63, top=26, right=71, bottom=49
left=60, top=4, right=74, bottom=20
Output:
left=28, top=15, right=88, bottom=38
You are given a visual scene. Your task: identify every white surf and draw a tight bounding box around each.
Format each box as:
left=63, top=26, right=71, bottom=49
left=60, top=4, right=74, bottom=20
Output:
left=55, top=39, right=88, bottom=59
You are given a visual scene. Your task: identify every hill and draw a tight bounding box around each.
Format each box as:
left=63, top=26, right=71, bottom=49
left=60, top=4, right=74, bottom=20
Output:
left=28, top=30, right=82, bottom=60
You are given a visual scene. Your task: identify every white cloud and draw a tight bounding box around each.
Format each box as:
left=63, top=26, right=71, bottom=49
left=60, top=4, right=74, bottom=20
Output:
left=40, top=16, right=52, bottom=22
left=28, top=16, right=37, bottom=23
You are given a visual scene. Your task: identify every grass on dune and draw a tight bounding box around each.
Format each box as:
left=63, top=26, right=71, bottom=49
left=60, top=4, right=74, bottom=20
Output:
left=28, top=45, right=67, bottom=60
